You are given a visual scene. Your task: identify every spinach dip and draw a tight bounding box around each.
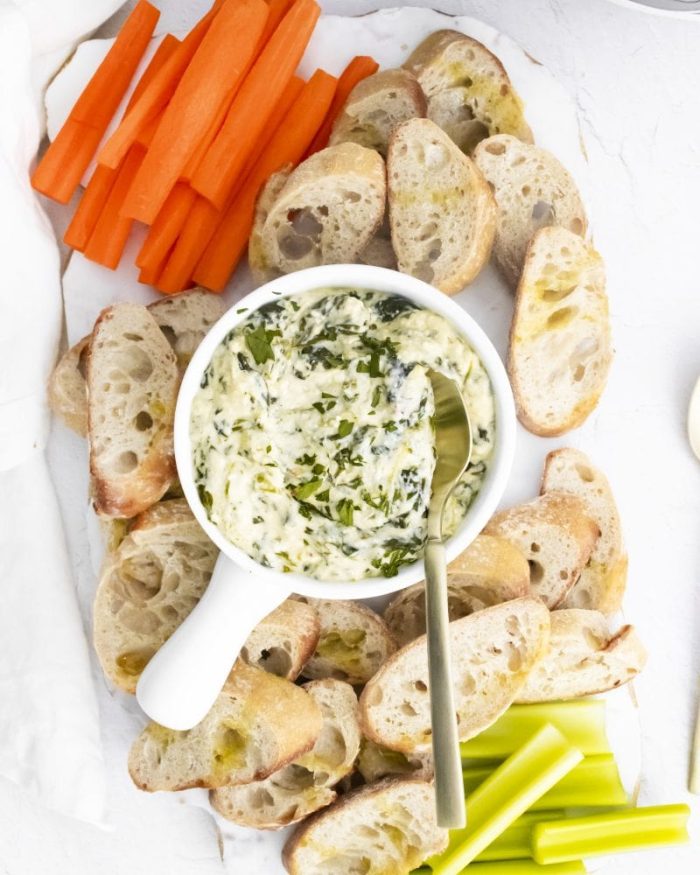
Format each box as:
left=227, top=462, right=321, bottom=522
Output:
left=190, top=288, right=495, bottom=582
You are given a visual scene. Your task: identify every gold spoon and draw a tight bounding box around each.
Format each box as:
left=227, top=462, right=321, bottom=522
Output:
left=425, top=369, right=472, bottom=828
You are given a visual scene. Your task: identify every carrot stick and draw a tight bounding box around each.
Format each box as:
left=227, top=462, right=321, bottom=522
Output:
left=97, top=6, right=219, bottom=170
left=191, top=0, right=321, bottom=210
left=136, top=182, right=197, bottom=269
left=155, top=75, right=305, bottom=293
left=126, top=34, right=180, bottom=112
left=122, top=0, right=269, bottom=224
left=193, top=69, right=335, bottom=291
left=64, top=37, right=181, bottom=252
left=31, top=1, right=159, bottom=203
left=63, top=165, right=117, bottom=251
left=260, top=0, right=295, bottom=43
left=139, top=252, right=171, bottom=287
left=305, top=55, right=379, bottom=156
left=180, top=0, right=293, bottom=184
left=83, top=145, right=146, bottom=269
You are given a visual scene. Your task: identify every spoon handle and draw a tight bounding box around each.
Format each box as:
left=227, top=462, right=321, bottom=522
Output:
left=425, top=538, right=467, bottom=828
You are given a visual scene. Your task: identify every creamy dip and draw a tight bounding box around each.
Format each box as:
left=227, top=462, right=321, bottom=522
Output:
left=190, top=288, right=495, bottom=582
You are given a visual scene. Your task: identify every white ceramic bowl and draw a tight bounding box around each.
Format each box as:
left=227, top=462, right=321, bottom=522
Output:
left=136, top=264, right=516, bottom=729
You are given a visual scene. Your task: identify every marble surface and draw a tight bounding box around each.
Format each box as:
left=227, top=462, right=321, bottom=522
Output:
left=2, top=0, right=699, bottom=873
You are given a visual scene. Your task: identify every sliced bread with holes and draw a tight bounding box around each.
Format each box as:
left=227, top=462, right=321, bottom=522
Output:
left=148, top=290, right=226, bottom=370
left=49, top=291, right=224, bottom=437
left=48, top=335, right=90, bottom=436
left=248, top=166, right=292, bottom=283
left=383, top=534, right=531, bottom=646
left=484, top=493, right=600, bottom=609
left=329, top=69, right=427, bottom=157
left=473, top=134, right=588, bottom=287
left=241, top=598, right=320, bottom=681
left=87, top=303, right=178, bottom=518
left=301, top=599, right=397, bottom=686
left=253, top=143, right=385, bottom=278
left=404, top=30, right=533, bottom=148
left=128, top=661, right=323, bottom=791
left=93, top=498, right=218, bottom=693
left=387, top=118, right=496, bottom=293
left=359, top=598, right=551, bottom=753
left=541, top=448, right=627, bottom=613
left=517, top=609, right=646, bottom=702
left=282, top=777, right=448, bottom=875
left=358, top=207, right=397, bottom=270
left=211, top=678, right=361, bottom=829
left=357, top=739, right=433, bottom=784
left=508, top=226, right=612, bottom=435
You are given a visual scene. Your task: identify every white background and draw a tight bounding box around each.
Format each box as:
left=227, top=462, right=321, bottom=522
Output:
left=1, top=0, right=699, bottom=872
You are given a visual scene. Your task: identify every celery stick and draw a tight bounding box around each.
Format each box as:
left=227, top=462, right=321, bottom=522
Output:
left=414, top=862, right=584, bottom=874
left=532, top=804, right=691, bottom=864
left=475, top=811, right=564, bottom=861
left=464, top=754, right=628, bottom=810
left=461, top=700, right=609, bottom=760
left=430, top=725, right=583, bottom=875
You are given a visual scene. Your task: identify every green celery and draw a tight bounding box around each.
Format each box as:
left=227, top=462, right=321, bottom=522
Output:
left=414, top=864, right=584, bottom=874
left=532, top=804, right=691, bottom=864
left=463, top=754, right=628, bottom=811
left=461, top=701, right=609, bottom=760
left=429, top=725, right=583, bottom=875
left=475, top=811, right=564, bottom=861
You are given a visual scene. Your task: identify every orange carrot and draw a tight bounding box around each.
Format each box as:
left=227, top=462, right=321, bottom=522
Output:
left=155, top=75, right=305, bottom=293
left=139, top=253, right=171, bottom=287
left=136, top=182, right=197, bottom=269
left=97, top=6, right=219, bottom=170
left=63, top=165, right=117, bottom=251
left=192, top=0, right=321, bottom=210
left=126, top=33, right=180, bottom=112
left=64, top=36, right=181, bottom=252
left=181, top=0, right=298, bottom=185
left=193, top=69, right=335, bottom=291
left=260, top=0, right=295, bottom=43
left=31, top=1, right=159, bottom=203
left=305, top=55, right=379, bottom=156
left=122, top=0, right=269, bottom=225
left=83, top=145, right=146, bottom=269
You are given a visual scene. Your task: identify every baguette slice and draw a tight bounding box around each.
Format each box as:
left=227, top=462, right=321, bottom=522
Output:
left=93, top=499, right=218, bottom=693
left=302, top=599, right=397, bottom=686
left=283, top=777, right=448, bottom=875
left=358, top=207, right=397, bottom=270
left=256, top=143, right=385, bottom=277
left=484, top=493, right=600, bottom=609
left=329, top=69, right=427, bottom=157
left=387, top=118, right=496, bottom=294
left=357, top=739, right=433, bottom=784
left=211, top=679, right=361, bottom=829
left=87, top=303, right=178, bottom=518
left=49, top=291, right=224, bottom=437
left=129, top=662, right=323, bottom=791
left=48, top=335, right=90, bottom=436
left=404, top=30, right=532, bottom=146
left=541, top=448, right=627, bottom=613
left=384, top=534, right=530, bottom=646
left=148, top=290, right=226, bottom=369
left=94, top=502, right=320, bottom=692
left=241, top=598, right=320, bottom=681
left=248, top=166, right=292, bottom=284
left=508, top=226, right=612, bottom=435
left=517, top=609, right=647, bottom=702
left=473, top=134, right=588, bottom=286
left=360, top=598, right=550, bottom=753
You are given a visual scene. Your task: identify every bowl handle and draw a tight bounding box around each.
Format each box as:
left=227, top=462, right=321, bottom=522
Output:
left=136, top=554, right=290, bottom=730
